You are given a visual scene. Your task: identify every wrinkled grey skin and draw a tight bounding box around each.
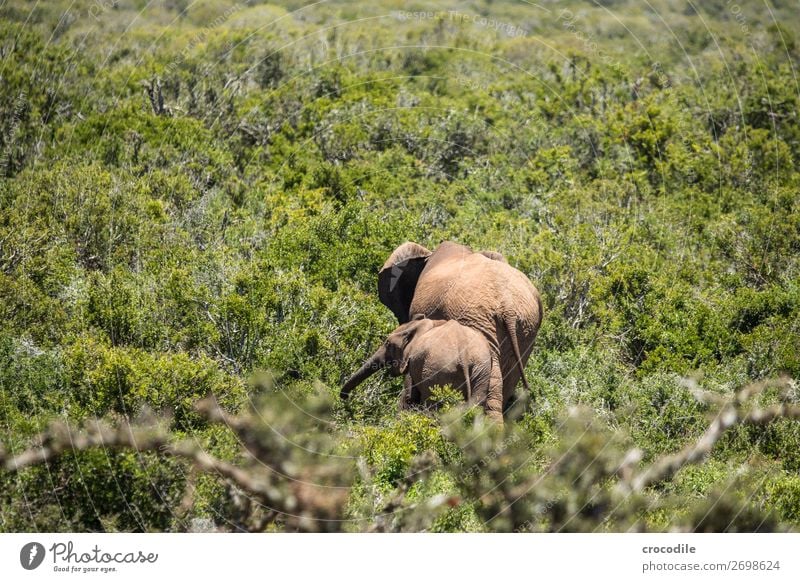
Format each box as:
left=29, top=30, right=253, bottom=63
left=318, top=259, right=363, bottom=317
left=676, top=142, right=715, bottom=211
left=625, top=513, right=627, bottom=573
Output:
left=375, top=241, right=542, bottom=418
left=340, top=315, right=499, bottom=419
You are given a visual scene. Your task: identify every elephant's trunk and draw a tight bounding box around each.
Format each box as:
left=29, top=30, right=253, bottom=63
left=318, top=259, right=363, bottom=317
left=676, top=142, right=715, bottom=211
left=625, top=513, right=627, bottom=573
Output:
left=340, top=346, right=387, bottom=399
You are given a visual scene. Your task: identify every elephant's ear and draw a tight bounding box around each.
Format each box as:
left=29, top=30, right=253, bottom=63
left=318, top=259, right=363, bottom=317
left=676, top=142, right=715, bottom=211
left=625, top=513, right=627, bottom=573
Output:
left=378, top=242, right=431, bottom=323
left=478, top=250, right=508, bottom=264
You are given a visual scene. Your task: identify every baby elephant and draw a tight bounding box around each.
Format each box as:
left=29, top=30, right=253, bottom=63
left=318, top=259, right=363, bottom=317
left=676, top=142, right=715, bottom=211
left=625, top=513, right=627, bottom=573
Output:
left=340, top=315, right=502, bottom=421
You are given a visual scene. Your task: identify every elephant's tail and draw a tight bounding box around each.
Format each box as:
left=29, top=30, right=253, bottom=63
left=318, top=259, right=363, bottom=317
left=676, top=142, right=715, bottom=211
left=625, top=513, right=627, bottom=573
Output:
left=503, top=315, right=531, bottom=396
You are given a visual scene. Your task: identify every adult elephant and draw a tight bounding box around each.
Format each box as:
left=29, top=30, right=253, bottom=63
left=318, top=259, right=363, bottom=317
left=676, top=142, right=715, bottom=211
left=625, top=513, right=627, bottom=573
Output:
left=374, top=240, right=543, bottom=417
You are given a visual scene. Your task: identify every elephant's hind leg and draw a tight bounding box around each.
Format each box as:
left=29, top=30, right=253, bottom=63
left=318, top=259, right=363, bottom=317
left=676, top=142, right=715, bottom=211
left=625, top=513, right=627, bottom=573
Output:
left=484, top=354, right=504, bottom=423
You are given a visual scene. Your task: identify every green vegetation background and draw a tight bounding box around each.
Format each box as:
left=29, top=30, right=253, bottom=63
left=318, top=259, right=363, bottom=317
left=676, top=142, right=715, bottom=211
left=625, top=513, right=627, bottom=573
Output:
left=1, top=0, right=799, bottom=532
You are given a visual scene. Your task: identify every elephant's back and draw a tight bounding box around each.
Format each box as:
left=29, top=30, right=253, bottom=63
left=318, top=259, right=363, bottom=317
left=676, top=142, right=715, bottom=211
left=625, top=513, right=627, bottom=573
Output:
left=411, top=259, right=496, bottom=333
left=413, top=253, right=541, bottom=333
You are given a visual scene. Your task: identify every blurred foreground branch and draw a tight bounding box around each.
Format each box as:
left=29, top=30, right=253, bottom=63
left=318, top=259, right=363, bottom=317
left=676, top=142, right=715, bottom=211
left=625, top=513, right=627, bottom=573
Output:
left=2, top=379, right=798, bottom=532
left=0, top=394, right=351, bottom=532
left=621, top=378, right=800, bottom=493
